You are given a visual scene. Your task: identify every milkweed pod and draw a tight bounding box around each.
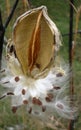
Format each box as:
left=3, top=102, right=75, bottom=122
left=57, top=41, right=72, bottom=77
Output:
left=13, top=6, right=61, bottom=75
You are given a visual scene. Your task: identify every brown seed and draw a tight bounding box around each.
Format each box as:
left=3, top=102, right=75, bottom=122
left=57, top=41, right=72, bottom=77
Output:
left=7, top=92, right=14, bottom=95
left=28, top=107, right=32, bottom=114
left=56, top=72, right=63, bottom=77
left=32, top=97, right=42, bottom=106
left=15, top=76, right=20, bottom=82
left=45, top=93, right=53, bottom=102
left=37, top=99, right=42, bottom=106
left=22, top=89, right=26, bottom=95
left=45, top=96, right=52, bottom=102
left=23, top=100, right=28, bottom=104
left=54, top=86, right=61, bottom=90
left=3, top=81, right=9, bottom=84
left=42, top=106, right=46, bottom=112
left=12, top=106, right=17, bottom=113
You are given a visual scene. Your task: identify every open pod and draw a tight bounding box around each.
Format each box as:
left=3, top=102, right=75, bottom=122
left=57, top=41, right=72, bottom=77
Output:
left=13, top=6, right=61, bottom=75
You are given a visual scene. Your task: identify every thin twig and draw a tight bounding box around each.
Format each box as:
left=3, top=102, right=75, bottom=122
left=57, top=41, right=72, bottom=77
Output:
left=28, top=0, right=32, bottom=8
left=68, top=0, right=75, bottom=130
left=69, top=0, right=74, bottom=66
left=4, top=0, right=19, bottom=29
left=62, top=30, right=81, bottom=37
left=0, top=10, right=4, bottom=69
left=74, top=6, right=81, bottom=45
left=67, top=0, right=78, bottom=13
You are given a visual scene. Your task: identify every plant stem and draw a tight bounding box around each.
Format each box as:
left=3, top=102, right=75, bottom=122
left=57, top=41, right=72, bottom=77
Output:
left=68, top=0, right=75, bottom=130
left=0, top=0, right=19, bottom=69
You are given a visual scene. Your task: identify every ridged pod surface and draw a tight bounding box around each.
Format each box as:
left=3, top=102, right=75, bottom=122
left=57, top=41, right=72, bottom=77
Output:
left=13, top=6, right=61, bottom=75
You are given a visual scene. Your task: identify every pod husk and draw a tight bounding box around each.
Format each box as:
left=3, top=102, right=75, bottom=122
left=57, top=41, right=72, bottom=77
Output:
left=13, top=6, right=61, bottom=75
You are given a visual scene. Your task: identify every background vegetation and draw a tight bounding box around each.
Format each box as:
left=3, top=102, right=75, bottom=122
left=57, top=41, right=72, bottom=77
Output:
left=0, top=0, right=81, bottom=130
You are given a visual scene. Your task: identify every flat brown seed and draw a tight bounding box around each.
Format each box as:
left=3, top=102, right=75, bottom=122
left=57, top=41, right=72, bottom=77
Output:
left=15, top=76, right=20, bottom=82
left=45, top=93, right=53, bottom=102
left=22, top=89, right=26, bottom=95
left=45, top=96, right=52, bottom=102
left=3, top=81, right=9, bottom=84
left=32, top=97, right=42, bottom=105
left=56, top=72, right=63, bottom=77
left=12, top=106, right=17, bottom=113
left=54, top=86, right=61, bottom=90
left=42, top=106, right=46, bottom=112
left=28, top=107, right=32, bottom=114
left=7, top=92, right=14, bottom=95
left=37, top=99, right=42, bottom=106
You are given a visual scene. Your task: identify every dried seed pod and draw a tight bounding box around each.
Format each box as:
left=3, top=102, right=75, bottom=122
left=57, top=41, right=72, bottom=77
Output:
left=13, top=6, right=61, bottom=75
